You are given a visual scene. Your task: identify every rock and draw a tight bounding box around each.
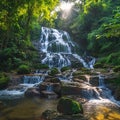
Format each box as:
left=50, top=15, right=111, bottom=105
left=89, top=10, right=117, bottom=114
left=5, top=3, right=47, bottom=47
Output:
left=0, top=101, right=5, bottom=110
left=24, top=87, right=40, bottom=97
left=41, top=110, right=58, bottom=120
left=57, top=97, right=83, bottom=115
left=44, top=77, right=61, bottom=83
left=61, top=81, right=83, bottom=95
left=89, top=76, right=99, bottom=86
left=114, top=87, right=120, bottom=101
left=41, top=110, right=88, bottom=120
left=41, top=90, right=58, bottom=99
left=39, top=82, right=61, bottom=97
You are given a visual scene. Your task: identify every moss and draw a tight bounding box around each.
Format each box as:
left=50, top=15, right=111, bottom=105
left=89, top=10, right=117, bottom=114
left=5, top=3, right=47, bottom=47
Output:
left=61, top=66, right=70, bottom=72
left=113, top=65, right=120, bottom=72
left=57, top=97, right=83, bottom=115
left=94, top=63, right=103, bottom=68
left=34, top=63, right=49, bottom=69
left=0, top=73, right=10, bottom=89
left=17, top=65, right=31, bottom=74
left=49, top=68, right=59, bottom=76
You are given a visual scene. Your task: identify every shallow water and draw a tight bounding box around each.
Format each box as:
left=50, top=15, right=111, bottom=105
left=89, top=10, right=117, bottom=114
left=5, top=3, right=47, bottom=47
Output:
left=84, top=99, right=120, bottom=120
left=0, top=97, right=58, bottom=120
left=0, top=97, right=120, bottom=120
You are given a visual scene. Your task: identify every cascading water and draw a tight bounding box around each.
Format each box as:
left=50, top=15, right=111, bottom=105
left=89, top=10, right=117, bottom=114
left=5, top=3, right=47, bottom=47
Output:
left=82, top=74, right=120, bottom=106
left=0, top=73, right=46, bottom=99
left=40, top=27, right=95, bottom=69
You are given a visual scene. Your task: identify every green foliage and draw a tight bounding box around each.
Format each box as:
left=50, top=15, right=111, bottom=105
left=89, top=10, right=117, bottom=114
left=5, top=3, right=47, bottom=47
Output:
left=0, top=0, right=59, bottom=72
left=61, top=66, right=70, bottom=72
left=17, top=65, right=31, bottom=74
left=57, top=97, right=83, bottom=115
left=106, top=75, right=120, bottom=86
left=49, top=68, right=59, bottom=76
left=113, top=66, right=120, bottom=72
left=94, top=63, right=103, bottom=68
left=0, top=73, right=10, bottom=89
left=34, top=64, right=49, bottom=69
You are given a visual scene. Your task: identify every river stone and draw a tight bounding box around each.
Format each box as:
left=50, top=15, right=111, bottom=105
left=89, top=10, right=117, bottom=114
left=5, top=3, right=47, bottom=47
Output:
left=61, top=81, right=84, bottom=95
left=41, top=90, right=58, bottom=99
left=0, top=101, right=5, bottom=110
left=57, top=97, right=83, bottom=115
left=114, top=87, right=120, bottom=101
left=24, top=87, right=40, bottom=97
left=41, top=110, right=58, bottom=120
left=39, top=82, right=61, bottom=96
left=89, top=76, right=99, bottom=86
left=41, top=110, right=87, bottom=120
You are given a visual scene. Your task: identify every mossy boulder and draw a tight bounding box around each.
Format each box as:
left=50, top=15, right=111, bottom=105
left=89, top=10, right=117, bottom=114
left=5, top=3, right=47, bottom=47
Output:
left=33, top=63, right=49, bottom=69
left=17, top=65, right=31, bottom=74
left=49, top=68, right=59, bottom=76
left=61, top=66, right=70, bottom=72
left=0, top=73, right=10, bottom=89
left=57, top=97, right=83, bottom=115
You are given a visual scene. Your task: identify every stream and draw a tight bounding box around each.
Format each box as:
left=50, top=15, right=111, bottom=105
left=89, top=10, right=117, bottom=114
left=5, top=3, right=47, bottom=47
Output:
left=0, top=27, right=120, bottom=120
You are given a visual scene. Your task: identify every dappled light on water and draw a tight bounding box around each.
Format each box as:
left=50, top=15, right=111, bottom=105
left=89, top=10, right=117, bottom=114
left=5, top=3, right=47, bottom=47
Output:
left=86, top=106, right=120, bottom=120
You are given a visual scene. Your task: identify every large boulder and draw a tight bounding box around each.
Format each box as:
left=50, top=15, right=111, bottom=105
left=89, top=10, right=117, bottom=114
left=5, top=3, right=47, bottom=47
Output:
left=61, top=81, right=83, bottom=95
left=57, top=97, right=83, bottom=115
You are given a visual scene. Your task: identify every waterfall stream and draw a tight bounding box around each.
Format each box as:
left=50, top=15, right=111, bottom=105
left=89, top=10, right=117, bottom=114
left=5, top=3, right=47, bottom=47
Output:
left=40, top=27, right=95, bottom=69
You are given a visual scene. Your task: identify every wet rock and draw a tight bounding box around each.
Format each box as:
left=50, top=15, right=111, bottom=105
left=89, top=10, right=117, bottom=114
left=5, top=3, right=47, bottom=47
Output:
left=114, top=87, right=120, bottom=101
left=44, top=77, right=61, bottom=83
left=73, top=75, right=87, bottom=82
left=41, top=90, right=58, bottom=99
left=25, top=87, right=40, bottom=97
left=41, top=110, right=87, bottom=120
left=39, top=82, right=61, bottom=97
left=57, top=97, right=83, bottom=115
left=89, top=76, right=99, bottom=87
left=0, top=101, right=5, bottom=111
left=41, top=110, right=58, bottom=120
left=61, top=81, right=83, bottom=95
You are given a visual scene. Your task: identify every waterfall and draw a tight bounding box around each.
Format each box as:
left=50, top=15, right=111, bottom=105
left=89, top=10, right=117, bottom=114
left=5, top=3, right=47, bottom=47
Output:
left=40, top=27, right=95, bottom=69
left=81, top=74, right=120, bottom=106
left=0, top=73, right=46, bottom=99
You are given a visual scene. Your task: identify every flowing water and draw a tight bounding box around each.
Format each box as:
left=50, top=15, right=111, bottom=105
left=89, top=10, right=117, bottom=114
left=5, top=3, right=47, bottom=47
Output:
left=0, top=27, right=120, bottom=120
left=40, top=27, right=95, bottom=69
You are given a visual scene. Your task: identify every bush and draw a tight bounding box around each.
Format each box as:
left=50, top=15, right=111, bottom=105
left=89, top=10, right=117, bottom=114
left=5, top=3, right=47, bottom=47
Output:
left=94, top=63, right=103, bottom=68
left=49, top=68, right=59, bottom=76
left=57, top=97, right=83, bottom=115
left=61, top=66, right=70, bottom=72
left=17, top=65, right=31, bottom=74
left=34, top=64, right=49, bottom=69
left=113, top=65, right=120, bottom=72
left=0, top=73, right=10, bottom=89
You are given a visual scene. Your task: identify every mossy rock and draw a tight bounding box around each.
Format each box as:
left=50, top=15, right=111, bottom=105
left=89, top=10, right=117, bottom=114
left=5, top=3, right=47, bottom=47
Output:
left=0, top=73, right=10, bottom=89
left=33, top=63, right=49, bottom=69
left=17, top=65, right=31, bottom=74
left=49, top=68, right=59, bottom=76
left=57, top=97, right=83, bottom=115
left=113, top=65, right=120, bottom=72
left=61, top=66, right=70, bottom=72
left=94, top=63, right=103, bottom=68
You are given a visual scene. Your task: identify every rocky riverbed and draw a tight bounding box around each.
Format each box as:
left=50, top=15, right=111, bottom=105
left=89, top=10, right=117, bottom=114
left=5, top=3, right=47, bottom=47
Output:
left=0, top=67, right=120, bottom=120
